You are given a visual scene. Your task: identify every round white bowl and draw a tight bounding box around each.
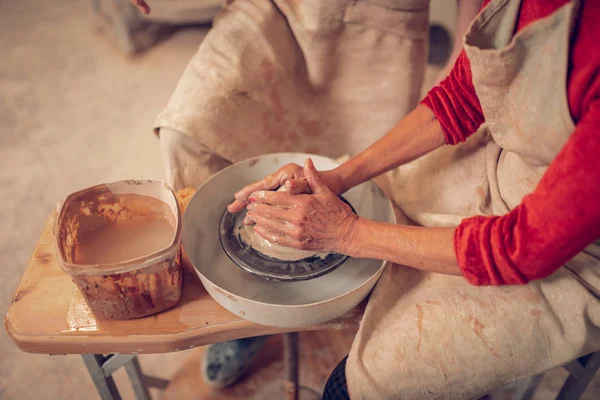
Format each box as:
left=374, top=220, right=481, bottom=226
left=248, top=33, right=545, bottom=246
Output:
left=182, top=153, right=395, bottom=328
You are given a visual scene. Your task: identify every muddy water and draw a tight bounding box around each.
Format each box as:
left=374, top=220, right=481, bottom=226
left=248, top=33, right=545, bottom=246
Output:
left=75, top=216, right=174, bottom=264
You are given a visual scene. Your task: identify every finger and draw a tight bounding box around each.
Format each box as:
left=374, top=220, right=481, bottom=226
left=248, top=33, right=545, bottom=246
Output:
left=252, top=225, right=304, bottom=249
left=248, top=190, right=296, bottom=207
left=227, top=199, right=248, bottom=213
left=234, top=163, right=304, bottom=201
left=234, top=170, right=293, bottom=201
left=283, top=178, right=312, bottom=195
left=233, top=177, right=278, bottom=202
left=246, top=211, right=299, bottom=237
left=246, top=203, right=299, bottom=223
left=304, top=158, right=331, bottom=194
left=229, top=166, right=301, bottom=213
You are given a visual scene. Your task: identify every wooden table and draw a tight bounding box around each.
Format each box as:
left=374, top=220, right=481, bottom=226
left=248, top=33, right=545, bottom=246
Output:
left=5, top=214, right=364, bottom=399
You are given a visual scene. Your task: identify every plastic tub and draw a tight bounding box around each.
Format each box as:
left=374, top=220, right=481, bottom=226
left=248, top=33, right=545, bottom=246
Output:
left=54, top=180, right=183, bottom=320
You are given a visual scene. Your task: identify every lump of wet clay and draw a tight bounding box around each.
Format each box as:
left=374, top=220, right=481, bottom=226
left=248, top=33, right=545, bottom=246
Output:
left=236, top=185, right=330, bottom=261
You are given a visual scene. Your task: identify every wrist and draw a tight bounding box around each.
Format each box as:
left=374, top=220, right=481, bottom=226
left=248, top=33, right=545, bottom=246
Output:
left=324, top=167, right=350, bottom=195
left=339, top=216, right=368, bottom=257
left=333, top=162, right=359, bottom=194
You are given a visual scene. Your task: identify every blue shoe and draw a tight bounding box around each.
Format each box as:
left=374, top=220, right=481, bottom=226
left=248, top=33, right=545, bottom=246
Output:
left=202, top=336, right=268, bottom=388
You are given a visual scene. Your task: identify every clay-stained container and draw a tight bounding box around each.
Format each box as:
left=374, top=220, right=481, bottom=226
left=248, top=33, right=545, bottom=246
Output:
left=54, top=180, right=182, bottom=320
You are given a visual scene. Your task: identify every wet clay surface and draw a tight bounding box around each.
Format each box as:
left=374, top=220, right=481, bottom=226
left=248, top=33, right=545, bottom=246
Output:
left=75, top=215, right=174, bottom=265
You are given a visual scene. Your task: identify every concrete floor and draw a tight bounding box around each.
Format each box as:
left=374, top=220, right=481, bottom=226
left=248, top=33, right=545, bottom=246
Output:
left=2, top=1, right=600, bottom=399
left=1, top=1, right=203, bottom=398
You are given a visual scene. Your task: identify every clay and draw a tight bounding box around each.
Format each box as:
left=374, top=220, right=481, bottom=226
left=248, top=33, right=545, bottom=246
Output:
left=237, top=222, right=328, bottom=261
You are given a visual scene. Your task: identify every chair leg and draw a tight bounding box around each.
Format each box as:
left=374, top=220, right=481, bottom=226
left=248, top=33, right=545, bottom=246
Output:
left=125, top=357, right=152, bottom=400
left=556, top=351, right=600, bottom=400
left=515, top=374, right=544, bottom=400
left=82, top=354, right=155, bottom=400
left=82, top=354, right=122, bottom=400
left=283, top=332, right=300, bottom=400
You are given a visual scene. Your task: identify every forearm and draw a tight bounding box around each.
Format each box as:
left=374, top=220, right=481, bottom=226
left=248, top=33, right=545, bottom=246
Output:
left=335, top=105, right=446, bottom=192
left=347, top=217, right=462, bottom=276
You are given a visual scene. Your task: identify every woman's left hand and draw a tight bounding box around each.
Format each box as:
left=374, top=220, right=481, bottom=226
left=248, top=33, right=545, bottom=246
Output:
left=244, top=159, right=359, bottom=254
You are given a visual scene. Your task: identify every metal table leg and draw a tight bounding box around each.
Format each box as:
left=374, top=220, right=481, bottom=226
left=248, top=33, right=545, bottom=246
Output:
left=82, top=354, right=168, bottom=400
left=125, top=357, right=152, bottom=400
left=83, top=354, right=123, bottom=400
left=556, top=351, right=600, bottom=400
left=512, top=351, right=600, bottom=400
left=283, top=332, right=299, bottom=400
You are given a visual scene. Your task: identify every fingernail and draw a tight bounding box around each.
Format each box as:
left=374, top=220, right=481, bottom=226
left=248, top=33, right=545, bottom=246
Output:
left=257, top=191, right=266, bottom=199
left=247, top=203, right=257, bottom=211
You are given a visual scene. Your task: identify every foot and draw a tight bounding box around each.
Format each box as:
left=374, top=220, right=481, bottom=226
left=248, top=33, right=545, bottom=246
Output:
left=202, top=336, right=268, bottom=388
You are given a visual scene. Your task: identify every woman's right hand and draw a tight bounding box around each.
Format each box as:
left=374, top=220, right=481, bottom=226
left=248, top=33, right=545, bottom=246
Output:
left=129, top=0, right=151, bottom=14
left=227, top=162, right=346, bottom=213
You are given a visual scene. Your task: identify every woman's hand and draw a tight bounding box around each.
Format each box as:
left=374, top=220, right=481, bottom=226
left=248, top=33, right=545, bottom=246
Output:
left=129, top=0, right=151, bottom=14
left=227, top=162, right=346, bottom=213
left=243, top=159, right=359, bottom=254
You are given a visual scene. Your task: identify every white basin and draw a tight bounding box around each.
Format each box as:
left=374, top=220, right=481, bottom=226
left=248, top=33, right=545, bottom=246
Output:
left=182, top=153, right=395, bottom=328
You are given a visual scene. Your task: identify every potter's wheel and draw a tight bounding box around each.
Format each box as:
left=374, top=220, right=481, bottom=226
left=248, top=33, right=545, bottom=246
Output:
left=218, top=198, right=354, bottom=282
left=182, top=153, right=396, bottom=328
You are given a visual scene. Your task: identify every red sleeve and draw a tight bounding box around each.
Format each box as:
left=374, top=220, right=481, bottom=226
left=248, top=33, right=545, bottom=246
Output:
left=420, top=0, right=491, bottom=144
left=455, top=100, right=600, bottom=285
left=421, top=51, right=486, bottom=144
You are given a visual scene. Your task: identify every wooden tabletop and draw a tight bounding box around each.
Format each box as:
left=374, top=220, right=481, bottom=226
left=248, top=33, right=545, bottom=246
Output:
left=5, top=214, right=364, bottom=355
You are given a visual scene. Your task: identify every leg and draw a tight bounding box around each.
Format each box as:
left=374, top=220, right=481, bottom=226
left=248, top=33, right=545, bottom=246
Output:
left=82, top=354, right=156, bottom=400
left=556, top=351, right=600, bottom=400
left=323, top=357, right=350, bottom=400
left=514, top=374, right=544, bottom=400
left=346, top=266, right=600, bottom=399
left=160, top=127, right=269, bottom=387
left=125, top=357, right=152, bottom=400
left=159, top=127, right=232, bottom=192
left=283, top=332, right=299, bottom=400
left=201, top=335, right=270, bottom=388
left=83, top=354, right=122, bottom=400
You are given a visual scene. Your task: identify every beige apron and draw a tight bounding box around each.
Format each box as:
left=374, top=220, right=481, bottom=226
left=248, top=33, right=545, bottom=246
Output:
left=154, top=0, right=429, bottom=189
left=347, top=1, right=600, bottom=398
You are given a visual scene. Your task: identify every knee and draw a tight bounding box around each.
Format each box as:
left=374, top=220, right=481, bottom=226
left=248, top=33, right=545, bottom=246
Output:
left=159, top=127, right=232, bottom=190
left=323, top=356, right=350, bottom=400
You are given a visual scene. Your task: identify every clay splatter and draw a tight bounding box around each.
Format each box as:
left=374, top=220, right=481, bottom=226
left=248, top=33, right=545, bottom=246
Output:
left=12, top=288, right=30, bottom=303
left=464, top=316, right=500, bottom=358
left=530, top=309, right=543, bottom=317
left=523, top=288, right=542, bottom=305
left=35, top=251, right=52, bottom=266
